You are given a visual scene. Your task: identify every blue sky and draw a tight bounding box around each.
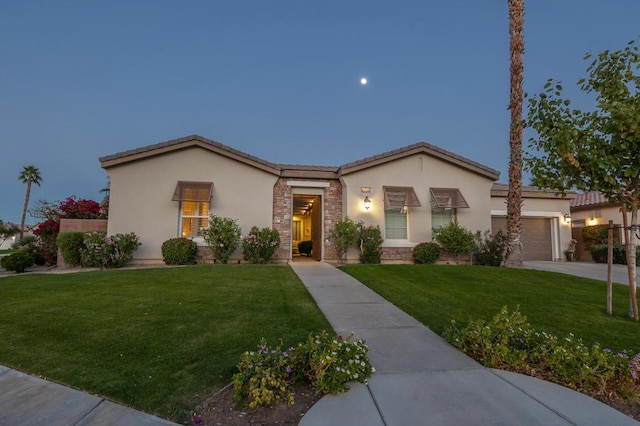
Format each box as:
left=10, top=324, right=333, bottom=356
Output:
left=1, top=1, right=638, bottom=224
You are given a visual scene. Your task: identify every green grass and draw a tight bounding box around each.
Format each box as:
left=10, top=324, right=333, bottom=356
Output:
left=0, top=265, right=331, bottom=422
left=341, top=265, right=640, bottom=353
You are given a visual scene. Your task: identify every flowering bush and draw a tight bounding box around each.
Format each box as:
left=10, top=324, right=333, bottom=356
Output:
left=357, top=225, right=383, bottom=264
left=203, top=215, right=241, bottom=264
left=473, top=229, right=506, bottom=266
left=242, top=226, right=281, bottom=264
left=80, top=232, right=140, bottom=268
left=444, top=306, right=640, bottom=400
left=330, top=217, right=361, bottom=263
left=233, top=331, right=374, bottom=408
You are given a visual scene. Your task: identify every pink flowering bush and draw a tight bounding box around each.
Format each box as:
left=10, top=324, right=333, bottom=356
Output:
left=444, top=306, right=640, bottom=401
left=80, top=231, right=140, bottom=268
left=241, top=226, right=280, bottom=264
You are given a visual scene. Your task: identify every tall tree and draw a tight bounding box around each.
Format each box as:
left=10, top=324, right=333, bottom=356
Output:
left=18, top=165, right=42, bottom=239
left=525, top=39, right=640, bottom=320
left=504, top=0, right=526, bottom=267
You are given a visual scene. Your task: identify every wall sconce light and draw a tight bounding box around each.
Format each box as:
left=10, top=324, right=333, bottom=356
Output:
left=588, top=217, right=597, bottom=226
left=563, top=214, right=571, bottom=224
left=363, top=196, right=371, bottom=210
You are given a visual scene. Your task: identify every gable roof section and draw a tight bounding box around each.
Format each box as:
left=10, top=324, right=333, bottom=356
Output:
left=339, top=142, right=500, bottom=180
left=99, top=135, right=281, bottom=176
left=490, top=183, right=577, bottom=199
left=100, top=136, right=500, bottom=181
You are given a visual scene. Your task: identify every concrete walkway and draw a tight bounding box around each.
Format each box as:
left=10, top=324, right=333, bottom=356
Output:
left=291, top=261, right=639, bottom=426
left=0, top=365, right=178, bottom=426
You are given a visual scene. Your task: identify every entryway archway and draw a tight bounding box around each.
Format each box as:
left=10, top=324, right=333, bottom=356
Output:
left=292, top=194, right=322, bottom=261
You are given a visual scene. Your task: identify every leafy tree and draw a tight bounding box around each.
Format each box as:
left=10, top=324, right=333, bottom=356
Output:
left=504, top=0, right=526, bottom=268
left=433, top=222, right=476, bottom=265
left=18, top=165, right=42, bottom=239
left=0, top=220, right=20, bottom=247
left=525, top=39, right=640, bottom=320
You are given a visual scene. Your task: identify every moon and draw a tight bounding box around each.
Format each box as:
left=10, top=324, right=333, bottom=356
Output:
left=360, top=77, right=367, bottom=85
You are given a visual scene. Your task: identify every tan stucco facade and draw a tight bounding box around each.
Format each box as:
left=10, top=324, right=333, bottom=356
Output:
left=100, top=135, right=574, bottom=264
left=105, top=145, right=278, bottom=262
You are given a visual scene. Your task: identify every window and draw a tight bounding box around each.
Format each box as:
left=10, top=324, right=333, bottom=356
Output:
left=383, top=186, right=421, bottom=240
left=385, top=207, right=408, bottom=239
left=172, top=181, right=213, bottom=238
left=430, top=188, right=469, bottom=228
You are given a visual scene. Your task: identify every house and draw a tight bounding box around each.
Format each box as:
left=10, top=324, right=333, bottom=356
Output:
left=570, top=191, right=628, bottom=261
left=99, top=135, right=574, bottom=264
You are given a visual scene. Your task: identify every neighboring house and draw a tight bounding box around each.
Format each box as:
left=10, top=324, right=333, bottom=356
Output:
left=570, top=191, right=628, bottom=261
left=100, top=135, right=574, bottom=264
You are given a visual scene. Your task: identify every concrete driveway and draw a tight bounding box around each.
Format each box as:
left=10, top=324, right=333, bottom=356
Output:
left=524, top=261, right=636, bottom=286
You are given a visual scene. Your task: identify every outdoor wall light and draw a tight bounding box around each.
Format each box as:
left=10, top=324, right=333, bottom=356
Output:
left=363, top=196, right=371, bottom=210
left=588, top=217, right=597, bottom=226
left=563, top=214, right=571, bottom=224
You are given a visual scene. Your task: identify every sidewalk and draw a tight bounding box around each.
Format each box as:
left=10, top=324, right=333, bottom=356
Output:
left=291, top=261, right=639, bottom=426
left=0, top=365, right=178, bottom=426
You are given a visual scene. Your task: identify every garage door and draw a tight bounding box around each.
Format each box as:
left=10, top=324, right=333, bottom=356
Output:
left=491, top=217, right=552, bottom=261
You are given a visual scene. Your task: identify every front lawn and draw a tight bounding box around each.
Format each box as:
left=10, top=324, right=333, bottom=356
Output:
left=0, top=265, right=331, bottom=422
left=341, top=265, right=640, bottom=353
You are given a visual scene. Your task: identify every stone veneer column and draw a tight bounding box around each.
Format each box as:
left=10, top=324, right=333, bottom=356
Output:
left=271, top=178, right=342, bottom=263
left=272, top=178, right=292, bottom=262
left=322, top=180, right=342, bottom=262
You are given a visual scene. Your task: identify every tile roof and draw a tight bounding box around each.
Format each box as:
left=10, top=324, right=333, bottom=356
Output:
left=490, top=183, right=577, bottom=199
left=570, top=191, right=609, bottom=208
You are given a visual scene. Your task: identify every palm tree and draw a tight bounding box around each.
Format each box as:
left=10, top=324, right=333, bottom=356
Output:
left=18, top=165, right=42, bottom=239
left=504, top=0, right=525, bottom=267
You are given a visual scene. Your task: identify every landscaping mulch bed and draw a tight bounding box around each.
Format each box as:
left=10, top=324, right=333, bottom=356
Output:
left=192, top=383, right=322, bottom=426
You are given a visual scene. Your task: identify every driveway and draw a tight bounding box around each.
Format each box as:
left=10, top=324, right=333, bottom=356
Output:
left=524, top=261, right=635, bottom=286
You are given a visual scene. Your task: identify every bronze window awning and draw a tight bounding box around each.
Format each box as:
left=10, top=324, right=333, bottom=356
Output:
left=383, top=186, right=421, bottom=209
left=172, top=181, right=213, bottom=202
left=430, top=187, right=469, bottom=208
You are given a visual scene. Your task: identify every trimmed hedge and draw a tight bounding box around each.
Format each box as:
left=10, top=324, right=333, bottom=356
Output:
left=161, top=238, right=199, bottom=265
left=413, top=242, right=440, bottom=264
left=590, top=244, right=639, bottom=265
left=57, top=232, right=86, bottom=266
left=0, top=251, right=35, bottom=273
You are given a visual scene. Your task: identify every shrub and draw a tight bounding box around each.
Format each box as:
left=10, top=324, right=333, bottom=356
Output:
left=0, top=251, right=34, bottom=273
left=242, top=226, right=281, bottom=264
left=444, top=307, right=640, bottom=400
left=80, top=232, right=141, bottom=268
left=473, top=229, right=506, bottom=266
left=433, top=222, right=475, bottom=265
left=329, top=217, right=360, bottom=263
left=590, top=244, right=639, bottom=265
left=582, top=225, right=619, bottom=249
left=161, top=238, right=199, bottom=265
left=295, top=331, right=374, bottom=395
left=233, top=331, right=374, bottom=408
left=297, top=240, right=312, bottom=257
left=358, top=225, right=383, bottom=264
left=203, top=215, right=241, bottom=264
left=412, top=242, right=440, bottom=264
left=57, top=232, right=86, bottom=266
left=233, top=339, right=296, bottom=408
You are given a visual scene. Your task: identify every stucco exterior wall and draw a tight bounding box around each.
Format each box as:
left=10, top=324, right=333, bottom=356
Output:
left=106, top=147, right=278, bottom=263
left=340, top=153, right=495, bottom=263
